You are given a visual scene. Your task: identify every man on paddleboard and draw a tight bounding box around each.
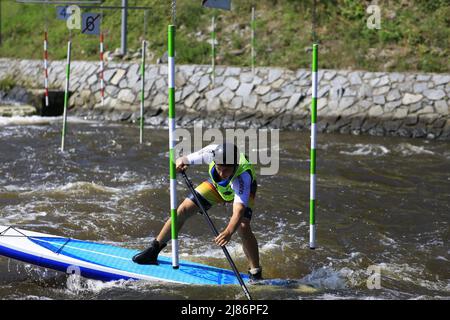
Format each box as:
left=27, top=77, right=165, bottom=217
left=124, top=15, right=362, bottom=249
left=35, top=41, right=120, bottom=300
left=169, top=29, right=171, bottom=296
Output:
left=132, top=142, right=263, bottom=281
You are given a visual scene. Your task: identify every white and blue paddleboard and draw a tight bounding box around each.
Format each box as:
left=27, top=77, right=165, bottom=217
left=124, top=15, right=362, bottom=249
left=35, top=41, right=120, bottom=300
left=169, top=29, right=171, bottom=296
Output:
left=0, top=226, right=249, bottom=285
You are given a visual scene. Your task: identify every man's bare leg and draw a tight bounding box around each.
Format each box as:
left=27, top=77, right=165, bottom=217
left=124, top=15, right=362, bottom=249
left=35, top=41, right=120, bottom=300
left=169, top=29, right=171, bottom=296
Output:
left=133, top=198, right=199, bottom=264
left=156, top=198, right=199, bottom=246
left=238, top=218, right=260, bottom=270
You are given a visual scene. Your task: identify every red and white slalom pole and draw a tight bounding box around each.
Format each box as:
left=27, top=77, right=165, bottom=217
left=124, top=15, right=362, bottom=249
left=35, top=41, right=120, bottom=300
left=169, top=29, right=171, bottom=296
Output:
left=44, top=31, right=49, bottom=109
left=99, top=32, right=105, bottom=107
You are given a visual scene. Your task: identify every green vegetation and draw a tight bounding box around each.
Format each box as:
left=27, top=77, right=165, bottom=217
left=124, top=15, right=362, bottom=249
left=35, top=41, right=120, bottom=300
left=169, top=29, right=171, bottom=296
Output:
left=0, top=76, right=16, bottom=92
left=0, top=0, right=448, bottom=72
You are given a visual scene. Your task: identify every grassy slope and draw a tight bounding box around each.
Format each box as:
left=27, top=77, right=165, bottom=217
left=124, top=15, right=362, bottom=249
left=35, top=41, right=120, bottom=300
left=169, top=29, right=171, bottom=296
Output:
left=0, top=0, right=448, bottom=72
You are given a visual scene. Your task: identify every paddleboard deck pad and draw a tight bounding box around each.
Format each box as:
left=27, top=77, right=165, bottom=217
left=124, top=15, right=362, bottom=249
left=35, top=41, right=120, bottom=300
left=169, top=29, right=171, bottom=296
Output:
left=0, top=226, right=249, bottom=285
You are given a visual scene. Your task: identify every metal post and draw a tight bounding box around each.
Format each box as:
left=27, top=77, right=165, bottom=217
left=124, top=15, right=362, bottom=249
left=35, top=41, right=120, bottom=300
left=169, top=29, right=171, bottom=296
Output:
left=121, top=0, right=128, bottom=56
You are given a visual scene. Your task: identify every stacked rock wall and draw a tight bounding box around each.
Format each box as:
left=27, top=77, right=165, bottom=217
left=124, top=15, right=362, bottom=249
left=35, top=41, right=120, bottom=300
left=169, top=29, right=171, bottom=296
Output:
left=0, top=58, right=449, bottom=139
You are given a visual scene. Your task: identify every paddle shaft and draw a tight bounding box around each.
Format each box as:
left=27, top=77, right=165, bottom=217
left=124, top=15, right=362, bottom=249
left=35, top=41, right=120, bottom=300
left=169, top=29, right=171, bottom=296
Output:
left=181, top=171, right=252, bottom=300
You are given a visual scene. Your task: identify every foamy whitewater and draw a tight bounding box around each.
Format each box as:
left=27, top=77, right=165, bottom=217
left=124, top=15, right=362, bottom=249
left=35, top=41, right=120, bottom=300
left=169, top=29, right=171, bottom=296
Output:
left=0, top=118, right=449, bottom=300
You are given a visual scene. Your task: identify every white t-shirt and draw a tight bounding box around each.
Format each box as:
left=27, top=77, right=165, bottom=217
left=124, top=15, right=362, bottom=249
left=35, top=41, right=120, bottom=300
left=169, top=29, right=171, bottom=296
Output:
left=230, top=171, right=252, bottom=207
left=186, top=145, right=252, bottom=207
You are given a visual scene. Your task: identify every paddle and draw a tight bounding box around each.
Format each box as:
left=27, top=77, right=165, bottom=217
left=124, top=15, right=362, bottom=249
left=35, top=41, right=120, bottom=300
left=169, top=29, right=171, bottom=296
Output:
left=181, top=170, right=253, bottom=301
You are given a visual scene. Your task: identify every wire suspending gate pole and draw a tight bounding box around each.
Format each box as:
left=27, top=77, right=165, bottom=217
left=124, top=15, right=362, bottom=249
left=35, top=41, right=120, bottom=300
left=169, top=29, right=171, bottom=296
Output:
left=251, top=6, right=255, bottom=75
left=121, top=0, right=127, bottom=55
left=211, top=15, right=216, bottom=86
left=139, top=10, right=148, bottom=145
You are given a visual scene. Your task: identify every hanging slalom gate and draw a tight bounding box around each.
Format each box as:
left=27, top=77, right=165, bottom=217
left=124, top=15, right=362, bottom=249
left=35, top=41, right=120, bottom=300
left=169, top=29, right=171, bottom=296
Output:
left=43, top=30, right=49, bottom=109
left=310, top=44, right=318, bottom=249
left=61, top=38, right=71, bottom=151
left=43, top=3, right=50, bottom=111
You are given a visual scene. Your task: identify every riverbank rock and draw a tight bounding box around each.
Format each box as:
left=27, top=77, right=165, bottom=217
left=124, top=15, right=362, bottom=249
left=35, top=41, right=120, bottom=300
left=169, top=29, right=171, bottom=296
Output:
left=0, top=104, right=37, bottom=117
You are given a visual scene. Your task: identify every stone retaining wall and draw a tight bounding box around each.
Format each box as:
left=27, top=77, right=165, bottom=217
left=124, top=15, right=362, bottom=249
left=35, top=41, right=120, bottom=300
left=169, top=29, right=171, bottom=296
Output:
left=0, top=58, right=449, bottom=140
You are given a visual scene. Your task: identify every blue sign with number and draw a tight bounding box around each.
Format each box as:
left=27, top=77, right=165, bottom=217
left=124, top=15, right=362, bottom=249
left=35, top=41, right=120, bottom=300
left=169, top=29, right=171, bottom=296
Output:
left=202, top=0, right=231, bottom=10
left=82, top=13, right=102, bottom=35
left=56, top=6, right=72, bottom=20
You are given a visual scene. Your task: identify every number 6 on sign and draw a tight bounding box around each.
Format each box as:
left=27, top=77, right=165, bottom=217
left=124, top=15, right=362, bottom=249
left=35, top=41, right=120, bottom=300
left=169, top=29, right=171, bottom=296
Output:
left=82, top=13, right=102, bottom=35
left=66, top=5, right=81, bottom=30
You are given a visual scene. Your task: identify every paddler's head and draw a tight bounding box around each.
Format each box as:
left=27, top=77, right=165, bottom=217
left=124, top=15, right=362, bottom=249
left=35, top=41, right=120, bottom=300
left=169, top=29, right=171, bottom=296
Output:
left=213, top=143, right=239, bottom=180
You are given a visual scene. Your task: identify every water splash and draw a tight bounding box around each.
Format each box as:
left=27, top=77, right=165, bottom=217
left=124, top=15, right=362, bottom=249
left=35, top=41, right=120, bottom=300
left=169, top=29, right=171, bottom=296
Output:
left=340, top=144, right=390, bottom=156
left=397, top=143, right=435, bottom=156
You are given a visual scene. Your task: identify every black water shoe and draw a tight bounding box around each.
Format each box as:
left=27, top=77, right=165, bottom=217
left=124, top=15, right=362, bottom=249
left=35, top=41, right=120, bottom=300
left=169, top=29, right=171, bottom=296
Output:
left=248, top=267, right=263, bottom=281
left=132, top=240, right=166, bottom=265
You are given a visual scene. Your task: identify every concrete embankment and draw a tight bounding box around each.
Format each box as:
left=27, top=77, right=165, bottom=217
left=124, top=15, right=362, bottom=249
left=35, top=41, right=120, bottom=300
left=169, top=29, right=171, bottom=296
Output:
left=0, top=58, right=449, bottom=140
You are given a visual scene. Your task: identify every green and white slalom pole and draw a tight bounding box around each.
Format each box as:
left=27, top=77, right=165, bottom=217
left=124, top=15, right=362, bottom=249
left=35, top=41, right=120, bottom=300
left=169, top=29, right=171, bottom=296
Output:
left=139, top=40, right=146, bottom=144
left=211, top=16, right=216, bottom=86
left=168, top=24, right=179, bottom=269
left=61, top=38, right=72, bottom=152
left=309, top=43, right=318, bottom=249
left=251, top=6, right=255, bottom=75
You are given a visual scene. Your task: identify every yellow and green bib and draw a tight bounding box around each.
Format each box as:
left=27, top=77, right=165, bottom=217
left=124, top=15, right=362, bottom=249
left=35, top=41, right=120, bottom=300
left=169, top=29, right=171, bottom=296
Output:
left=208, top=153, right=256, bottom=202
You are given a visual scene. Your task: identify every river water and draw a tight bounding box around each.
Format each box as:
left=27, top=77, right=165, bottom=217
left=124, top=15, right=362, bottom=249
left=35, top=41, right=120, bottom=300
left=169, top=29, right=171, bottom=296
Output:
left=0, top=116, right=448, bottom=300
